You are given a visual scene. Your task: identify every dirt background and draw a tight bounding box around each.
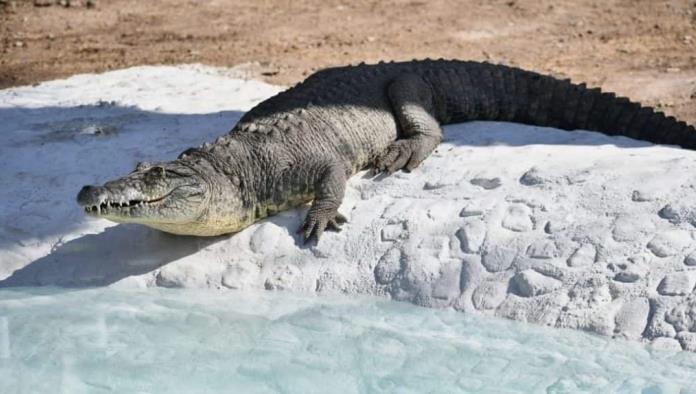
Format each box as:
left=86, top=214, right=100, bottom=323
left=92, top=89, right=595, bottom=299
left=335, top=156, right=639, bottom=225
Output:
left=1, top=0, right=695, bottom=123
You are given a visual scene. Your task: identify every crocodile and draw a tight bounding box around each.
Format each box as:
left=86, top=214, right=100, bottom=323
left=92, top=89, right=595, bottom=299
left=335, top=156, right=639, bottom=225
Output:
left=76, top=59, right=696, bottom=241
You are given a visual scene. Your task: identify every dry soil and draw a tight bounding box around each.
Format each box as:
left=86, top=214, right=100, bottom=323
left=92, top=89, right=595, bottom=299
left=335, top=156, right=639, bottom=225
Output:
left=1, top=0, right=695, bottom=123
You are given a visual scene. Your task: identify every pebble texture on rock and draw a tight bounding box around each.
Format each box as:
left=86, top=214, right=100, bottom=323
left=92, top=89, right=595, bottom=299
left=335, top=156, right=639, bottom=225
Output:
left=2, top=66, right=696, bottom=351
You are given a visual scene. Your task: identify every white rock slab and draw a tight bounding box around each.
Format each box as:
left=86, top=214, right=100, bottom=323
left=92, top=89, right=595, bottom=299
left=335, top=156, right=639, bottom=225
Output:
left=2, top=65, right=696, bottom=350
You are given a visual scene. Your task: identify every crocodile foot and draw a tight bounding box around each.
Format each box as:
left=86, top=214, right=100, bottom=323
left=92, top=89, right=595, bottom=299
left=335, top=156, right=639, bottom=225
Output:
left=375, top=137, right=436, bottom=174
left=297, top=206, right=347, bottom=243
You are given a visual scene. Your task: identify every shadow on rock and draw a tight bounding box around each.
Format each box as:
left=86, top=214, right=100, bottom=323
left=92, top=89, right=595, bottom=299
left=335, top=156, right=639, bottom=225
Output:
left=0, top=224, right=223, bottom=288
left=0, top=104, right=243, bottom=250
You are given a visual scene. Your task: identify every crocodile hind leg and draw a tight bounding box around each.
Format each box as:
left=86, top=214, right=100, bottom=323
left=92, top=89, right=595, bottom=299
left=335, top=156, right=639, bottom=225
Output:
left=375, top=73, right=444, bottom=173
left=298, top=161, right=349, bottom=243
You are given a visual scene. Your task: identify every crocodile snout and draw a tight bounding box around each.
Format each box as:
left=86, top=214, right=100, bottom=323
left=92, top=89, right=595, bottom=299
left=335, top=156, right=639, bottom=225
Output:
left=76, top=185, right=108, bottom=206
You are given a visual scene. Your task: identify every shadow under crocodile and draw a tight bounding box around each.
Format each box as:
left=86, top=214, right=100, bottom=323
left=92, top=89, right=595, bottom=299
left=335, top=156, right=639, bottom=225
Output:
left=0, top=209, right=313, bottom=288
left=0, top=225, right=224, bottom=287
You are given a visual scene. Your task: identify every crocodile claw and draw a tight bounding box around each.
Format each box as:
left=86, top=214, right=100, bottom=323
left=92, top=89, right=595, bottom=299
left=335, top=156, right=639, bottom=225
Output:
left=297, top=211, right=347, bottom=243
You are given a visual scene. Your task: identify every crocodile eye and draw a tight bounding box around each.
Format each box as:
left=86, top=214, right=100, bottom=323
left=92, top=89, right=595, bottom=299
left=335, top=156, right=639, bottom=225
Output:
left=152, top=166, right=166, bottom=177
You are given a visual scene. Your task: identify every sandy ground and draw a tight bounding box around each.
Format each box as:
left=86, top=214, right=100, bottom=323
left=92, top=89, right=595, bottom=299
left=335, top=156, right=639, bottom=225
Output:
left=1, top=0, right=695, bottom=123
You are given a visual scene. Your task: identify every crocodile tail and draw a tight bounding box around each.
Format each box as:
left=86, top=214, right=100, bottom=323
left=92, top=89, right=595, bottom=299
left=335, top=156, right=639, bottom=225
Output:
left=461, top=63, right=696, bottom=149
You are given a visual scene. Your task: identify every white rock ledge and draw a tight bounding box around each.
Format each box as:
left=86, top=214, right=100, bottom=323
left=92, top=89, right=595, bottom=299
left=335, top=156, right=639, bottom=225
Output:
left=2, top=65, right=696, bottom=351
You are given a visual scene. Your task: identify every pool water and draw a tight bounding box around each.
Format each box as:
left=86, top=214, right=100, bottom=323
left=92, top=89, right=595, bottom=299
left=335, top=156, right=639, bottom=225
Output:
left=0, top=288, right=695, bottom=393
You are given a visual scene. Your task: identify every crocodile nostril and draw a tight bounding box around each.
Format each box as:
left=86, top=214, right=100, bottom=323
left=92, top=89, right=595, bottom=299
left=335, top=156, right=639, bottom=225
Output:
left=136, top=161, right=152, bottom=171
left=76, top=185, right=108, bottom=205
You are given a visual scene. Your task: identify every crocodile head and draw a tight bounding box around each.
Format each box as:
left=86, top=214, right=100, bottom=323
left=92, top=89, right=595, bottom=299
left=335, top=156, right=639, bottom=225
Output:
left=76, top=156, right=251, bottom=236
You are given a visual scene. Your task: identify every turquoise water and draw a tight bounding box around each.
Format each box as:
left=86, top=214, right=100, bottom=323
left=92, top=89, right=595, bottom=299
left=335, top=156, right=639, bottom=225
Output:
left=0, top=288, right=695, bottom=393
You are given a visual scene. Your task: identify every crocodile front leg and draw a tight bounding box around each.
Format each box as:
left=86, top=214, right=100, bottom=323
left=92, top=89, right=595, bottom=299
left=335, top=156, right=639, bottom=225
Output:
left=375, top=73, right=444, bottom=173
left=298, top=161, right=348, bottom=243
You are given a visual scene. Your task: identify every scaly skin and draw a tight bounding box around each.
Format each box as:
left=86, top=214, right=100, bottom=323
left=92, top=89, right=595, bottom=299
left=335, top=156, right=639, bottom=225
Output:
left=77, top=59, right=696, bottom=241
